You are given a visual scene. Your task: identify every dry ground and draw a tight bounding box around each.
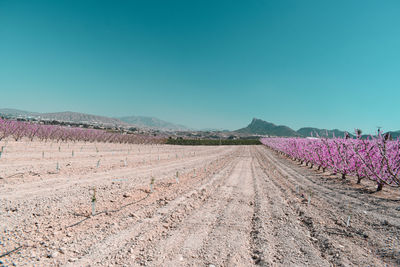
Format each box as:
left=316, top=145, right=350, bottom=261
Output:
left=0, top=140, right=399, bottom=266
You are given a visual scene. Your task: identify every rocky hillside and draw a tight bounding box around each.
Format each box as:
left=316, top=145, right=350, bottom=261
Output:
left=297, top=127, right=353, bottom=138
left=39, top=111, right=126, bottom=126
left=235, top=118, right=300, bottom=137
left=118, top=116, right=189, bottom=131
left=0, top=108, right=187, bottom=130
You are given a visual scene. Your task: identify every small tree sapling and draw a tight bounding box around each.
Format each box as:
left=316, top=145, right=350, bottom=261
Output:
left=91, top=187, right=97, bottom=216
left=346, top=204, right=352, bottom=227
left=308, top=190, right=312, bottom=206
left=150, top=177, right=155, bottom=193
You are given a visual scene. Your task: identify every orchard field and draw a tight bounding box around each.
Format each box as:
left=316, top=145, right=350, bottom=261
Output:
left=1, top=137, right=399, bottom=266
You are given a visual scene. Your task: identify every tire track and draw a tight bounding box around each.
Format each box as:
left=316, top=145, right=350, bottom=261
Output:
left=250, top=147, right=330, bottom=266
left=72, top=149, right=242, bottom=266
left=255, top=146, right=398, bottom=266
left=0, top=144, right=239, bottom=266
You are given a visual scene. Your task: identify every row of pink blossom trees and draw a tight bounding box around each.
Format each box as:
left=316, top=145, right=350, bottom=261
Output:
left=0, top=118, right=164, bottom=144
left=261, top=133, right=400, bottom=191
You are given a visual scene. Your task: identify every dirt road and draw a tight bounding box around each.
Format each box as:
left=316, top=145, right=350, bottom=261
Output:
left=1, top=142, right=399, bottom=266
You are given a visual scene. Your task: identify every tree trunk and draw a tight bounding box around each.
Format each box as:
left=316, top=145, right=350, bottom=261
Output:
left=377, top=183, right=383, bottom=192
left=356, top=175, right=362, bottom=184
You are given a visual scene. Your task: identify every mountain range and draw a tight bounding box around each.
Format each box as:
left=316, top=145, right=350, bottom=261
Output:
left=118, top=116, right=189, bottom=131
left=0, top=109, right=398, bottom=139
left=234, top=118, right=399, bottom=139
left=0, top=108, right=188, bottom=131
left=297, top=127, right=354, bottom=138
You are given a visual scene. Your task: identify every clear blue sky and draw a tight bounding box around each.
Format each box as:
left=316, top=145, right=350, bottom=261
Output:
left=0, top=0, right=399, bottom=133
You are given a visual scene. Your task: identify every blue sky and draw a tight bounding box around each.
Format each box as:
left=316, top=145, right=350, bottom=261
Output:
left=0, top=0, right=399, bottom=133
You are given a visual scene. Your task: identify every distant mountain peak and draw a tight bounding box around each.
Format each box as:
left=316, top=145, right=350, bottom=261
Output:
left=235, top=118, right=362, bottom=138
left=235, top=118, right=300, bottom=137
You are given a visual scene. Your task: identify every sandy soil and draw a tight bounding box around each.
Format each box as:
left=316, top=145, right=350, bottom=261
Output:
left=1, top=140, right=399, bottom=266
